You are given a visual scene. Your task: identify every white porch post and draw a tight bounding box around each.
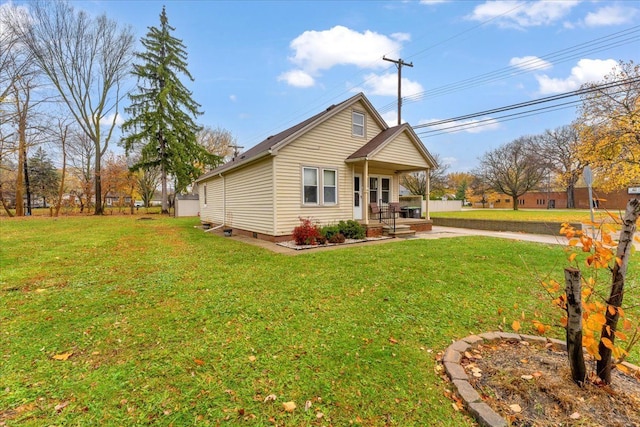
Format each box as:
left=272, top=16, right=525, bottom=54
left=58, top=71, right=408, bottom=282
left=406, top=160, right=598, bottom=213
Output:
left=363, top=159, right=369, bottom=225
left=424, top=168, right=430, bottom=220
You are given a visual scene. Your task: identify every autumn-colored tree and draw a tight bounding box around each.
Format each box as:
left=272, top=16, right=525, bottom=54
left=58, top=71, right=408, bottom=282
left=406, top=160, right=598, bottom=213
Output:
left=101, top=152, right=137, bottom=211
left=446, top=172, right=474, bottom=200
left=513, top=201, right=640, bottom=386
left=576, top=60, right=640, bottom=191
left=465, top=175, right=498, bottom=208
left=475, top=137, right=545, bottom=210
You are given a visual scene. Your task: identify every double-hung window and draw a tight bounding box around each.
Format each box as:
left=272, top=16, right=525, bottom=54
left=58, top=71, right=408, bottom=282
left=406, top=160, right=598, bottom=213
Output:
left=352, top=111, right=365, bottom=137
left=323, top=169, right=337, bottom=204
left=303, top=167, right=338, bottom=205
left=303, top=167, right=318, bottom=204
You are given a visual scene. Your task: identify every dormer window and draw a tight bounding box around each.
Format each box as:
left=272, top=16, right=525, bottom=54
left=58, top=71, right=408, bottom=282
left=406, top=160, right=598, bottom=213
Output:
left=352, top=111, right=365, bottom=137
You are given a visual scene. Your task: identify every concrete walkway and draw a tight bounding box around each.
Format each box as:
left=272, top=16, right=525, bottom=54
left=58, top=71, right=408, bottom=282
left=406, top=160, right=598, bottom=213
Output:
left=420, top=225, right=570, bottom=246
left=210, top=226, right=571, bottom=255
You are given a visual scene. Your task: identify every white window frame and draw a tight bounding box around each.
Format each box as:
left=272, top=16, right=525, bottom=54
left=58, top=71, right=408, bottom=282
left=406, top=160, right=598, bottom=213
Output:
left=303, top=167, right=319, bottom=205
left=203, top=184, right=207, bottom=206
left=352, top=111, right=365, bottom=137
left=323, top=169, right=337, bottom=205
left=302, top=166, right=339, bottom=206
left=369, top=175, right=392, bottom=205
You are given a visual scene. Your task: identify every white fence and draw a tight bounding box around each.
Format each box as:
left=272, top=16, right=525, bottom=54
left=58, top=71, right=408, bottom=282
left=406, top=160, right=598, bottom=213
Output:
left=427, top=200, right=463, bottom=213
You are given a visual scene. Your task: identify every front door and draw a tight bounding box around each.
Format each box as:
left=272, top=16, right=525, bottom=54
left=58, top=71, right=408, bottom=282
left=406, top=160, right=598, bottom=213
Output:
left=353, top=174, right=362, bottom=220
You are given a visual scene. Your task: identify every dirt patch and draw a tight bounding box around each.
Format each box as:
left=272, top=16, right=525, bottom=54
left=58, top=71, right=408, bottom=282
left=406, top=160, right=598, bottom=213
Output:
left=463, top=339, right=640, bottom=426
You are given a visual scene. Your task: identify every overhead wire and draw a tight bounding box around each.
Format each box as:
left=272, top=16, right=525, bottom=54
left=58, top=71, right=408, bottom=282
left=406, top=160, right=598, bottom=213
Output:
left=241, top=1, right=529, bottom=147
left=376, top=25, right=640, bottom=114
left=412, top=77, right=639, bottom=138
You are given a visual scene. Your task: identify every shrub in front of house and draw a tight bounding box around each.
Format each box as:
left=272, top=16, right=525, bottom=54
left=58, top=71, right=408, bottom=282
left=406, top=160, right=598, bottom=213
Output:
left=337, top=220, right=366, bottom=240
left=328, top=233, right=346, bottom=244
left=293, top=217, right=322, bottom=245
left=320, top=224, right=341, bottom=241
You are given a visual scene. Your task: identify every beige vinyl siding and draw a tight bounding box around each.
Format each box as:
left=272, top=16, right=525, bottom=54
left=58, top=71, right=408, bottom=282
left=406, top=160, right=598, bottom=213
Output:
left=224, top=158, right=275, bottom=235
left=199, top=178, right=224, bottom=224
left=374, top=131, right=431, bottom=169
left=273, top=101, right=385, bottom=235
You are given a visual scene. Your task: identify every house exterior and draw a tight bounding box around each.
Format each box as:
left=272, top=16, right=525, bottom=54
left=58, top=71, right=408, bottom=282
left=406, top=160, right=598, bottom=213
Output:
left=486, top=187, right=639, bottom=210
left=195, top=93, right=436, bottom=241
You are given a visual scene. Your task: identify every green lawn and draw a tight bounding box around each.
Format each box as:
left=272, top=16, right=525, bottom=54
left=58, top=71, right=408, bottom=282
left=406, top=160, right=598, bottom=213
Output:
left=1, top=216, right=638, bottom=426
left=430, top=208, right=619, bottom=224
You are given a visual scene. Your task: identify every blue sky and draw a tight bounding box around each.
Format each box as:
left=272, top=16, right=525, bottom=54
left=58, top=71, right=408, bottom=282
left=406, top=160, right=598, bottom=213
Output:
left=9, top=0, right=640, bottom=172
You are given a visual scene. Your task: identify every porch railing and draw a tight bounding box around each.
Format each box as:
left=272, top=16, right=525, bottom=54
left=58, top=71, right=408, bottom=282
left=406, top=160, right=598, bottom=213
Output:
left=370, top=200, right=399, bottom=231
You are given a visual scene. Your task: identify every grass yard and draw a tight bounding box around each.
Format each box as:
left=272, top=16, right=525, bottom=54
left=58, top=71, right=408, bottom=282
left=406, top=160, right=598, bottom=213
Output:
left=1, top=216, right=639, bottom=426
left=430, top=208, right=620, bottom=224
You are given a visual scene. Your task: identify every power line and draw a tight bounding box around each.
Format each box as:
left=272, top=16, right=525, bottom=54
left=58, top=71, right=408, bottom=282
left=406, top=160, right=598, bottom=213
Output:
left=377, top=25, right=640, bottom=114
left=413, top=77, right=639, bottom=137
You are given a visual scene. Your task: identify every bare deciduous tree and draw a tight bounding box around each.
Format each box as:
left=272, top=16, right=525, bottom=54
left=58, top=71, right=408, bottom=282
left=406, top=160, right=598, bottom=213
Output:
left=401, top=153, right=449, bottom=198
left=14, top=0, right=134, bottom=215
left=535, top=124, right=586, bottom=209
left=475, top=137, right=546, bottom=210
left=197, top=126, right=237, bottom=166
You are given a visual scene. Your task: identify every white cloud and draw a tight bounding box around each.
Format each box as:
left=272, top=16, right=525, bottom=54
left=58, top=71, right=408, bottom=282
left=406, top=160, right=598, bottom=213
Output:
left=467, top=1, right=579, bottom=29
left=229, top=94, right=237, bottom=102
left=277, top=69, right=315, bottom=88
left=281, top=25, right=407, bottom=88
left=288, top=25, right=402, bottom=72
left=442, top=156, right=458, bottom=167
left=583, top=5, right=638, bottom=27
left=99, top=112, right=123, bottom=127
left=360, top=72, right=424, bottom=97
left=418, top=117, right=500, bottom=134
left=420, top=0, right=449, bottom=4
left=509, top=56, right=552, bottom=71
left=382, top=111, right=400, bottom=127
left=535, top=58, right=617, bottom=94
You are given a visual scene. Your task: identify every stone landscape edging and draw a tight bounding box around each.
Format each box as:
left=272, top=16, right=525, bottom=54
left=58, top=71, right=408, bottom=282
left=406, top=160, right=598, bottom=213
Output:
left=442, top=331, right=640, bottom=427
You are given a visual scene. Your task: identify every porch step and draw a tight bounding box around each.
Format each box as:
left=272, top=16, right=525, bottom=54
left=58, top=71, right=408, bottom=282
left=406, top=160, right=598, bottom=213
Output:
left=383, top=224, right=416, bottom=238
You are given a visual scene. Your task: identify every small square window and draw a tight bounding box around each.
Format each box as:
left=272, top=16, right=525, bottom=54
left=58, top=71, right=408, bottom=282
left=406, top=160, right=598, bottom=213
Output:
left=352, top=111, right=364, bottom=137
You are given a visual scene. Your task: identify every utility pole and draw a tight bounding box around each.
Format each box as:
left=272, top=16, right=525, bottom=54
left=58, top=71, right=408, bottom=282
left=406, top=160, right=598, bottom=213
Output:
left=383, top=56, right=413, bottom=125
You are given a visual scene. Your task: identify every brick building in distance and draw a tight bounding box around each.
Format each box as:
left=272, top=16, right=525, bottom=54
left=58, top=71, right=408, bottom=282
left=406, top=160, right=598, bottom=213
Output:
left=487, top=187, right=640, bottom=210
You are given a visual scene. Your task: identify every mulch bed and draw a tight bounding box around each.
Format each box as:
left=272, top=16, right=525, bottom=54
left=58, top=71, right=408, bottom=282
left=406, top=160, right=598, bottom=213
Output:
left=462, top=339, right=640, bottom=426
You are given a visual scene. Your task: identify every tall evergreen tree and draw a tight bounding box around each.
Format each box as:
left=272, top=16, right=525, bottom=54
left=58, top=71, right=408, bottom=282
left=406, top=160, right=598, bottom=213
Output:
left=122, top=7, right=215, bottom=214
left=28, top=146, right=59, bottom=208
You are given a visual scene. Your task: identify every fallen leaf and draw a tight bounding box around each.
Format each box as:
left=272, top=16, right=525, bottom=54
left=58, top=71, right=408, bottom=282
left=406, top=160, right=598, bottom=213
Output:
left=194, top=358, right=205, bottom=366
left=283, top=401, right=296, bottom=412
left=521, top=375, right=533, bottom=380
left=532, top=371, right=543, bottom=378
left=389, top=337, right=399, bottom=344
left=304, top=400, right=312, bottom=411
left=509, top=404, right=522, bottom=413
left=54, top=401, right=69, bottom=412
left=512, top=320, right=521, bottom=332
left=316, top=411, right=324, bottom=419
left=570, top=412, right=581, bottom=419
left=248, top=355, right=257, bottom=362
left=52, top=352, right=73, bottom=361
left=264, top=394, right=277, bottom=403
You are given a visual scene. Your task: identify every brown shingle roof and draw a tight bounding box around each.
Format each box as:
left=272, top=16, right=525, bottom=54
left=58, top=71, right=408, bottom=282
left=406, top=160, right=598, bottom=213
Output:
left=196, top=93, right=367, bottom=182
left=347, top=125, right=404, bottom=160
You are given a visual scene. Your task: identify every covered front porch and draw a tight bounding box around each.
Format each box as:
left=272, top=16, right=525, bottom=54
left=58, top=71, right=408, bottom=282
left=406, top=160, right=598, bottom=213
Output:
left=344, top=123, right=436, bottom=237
